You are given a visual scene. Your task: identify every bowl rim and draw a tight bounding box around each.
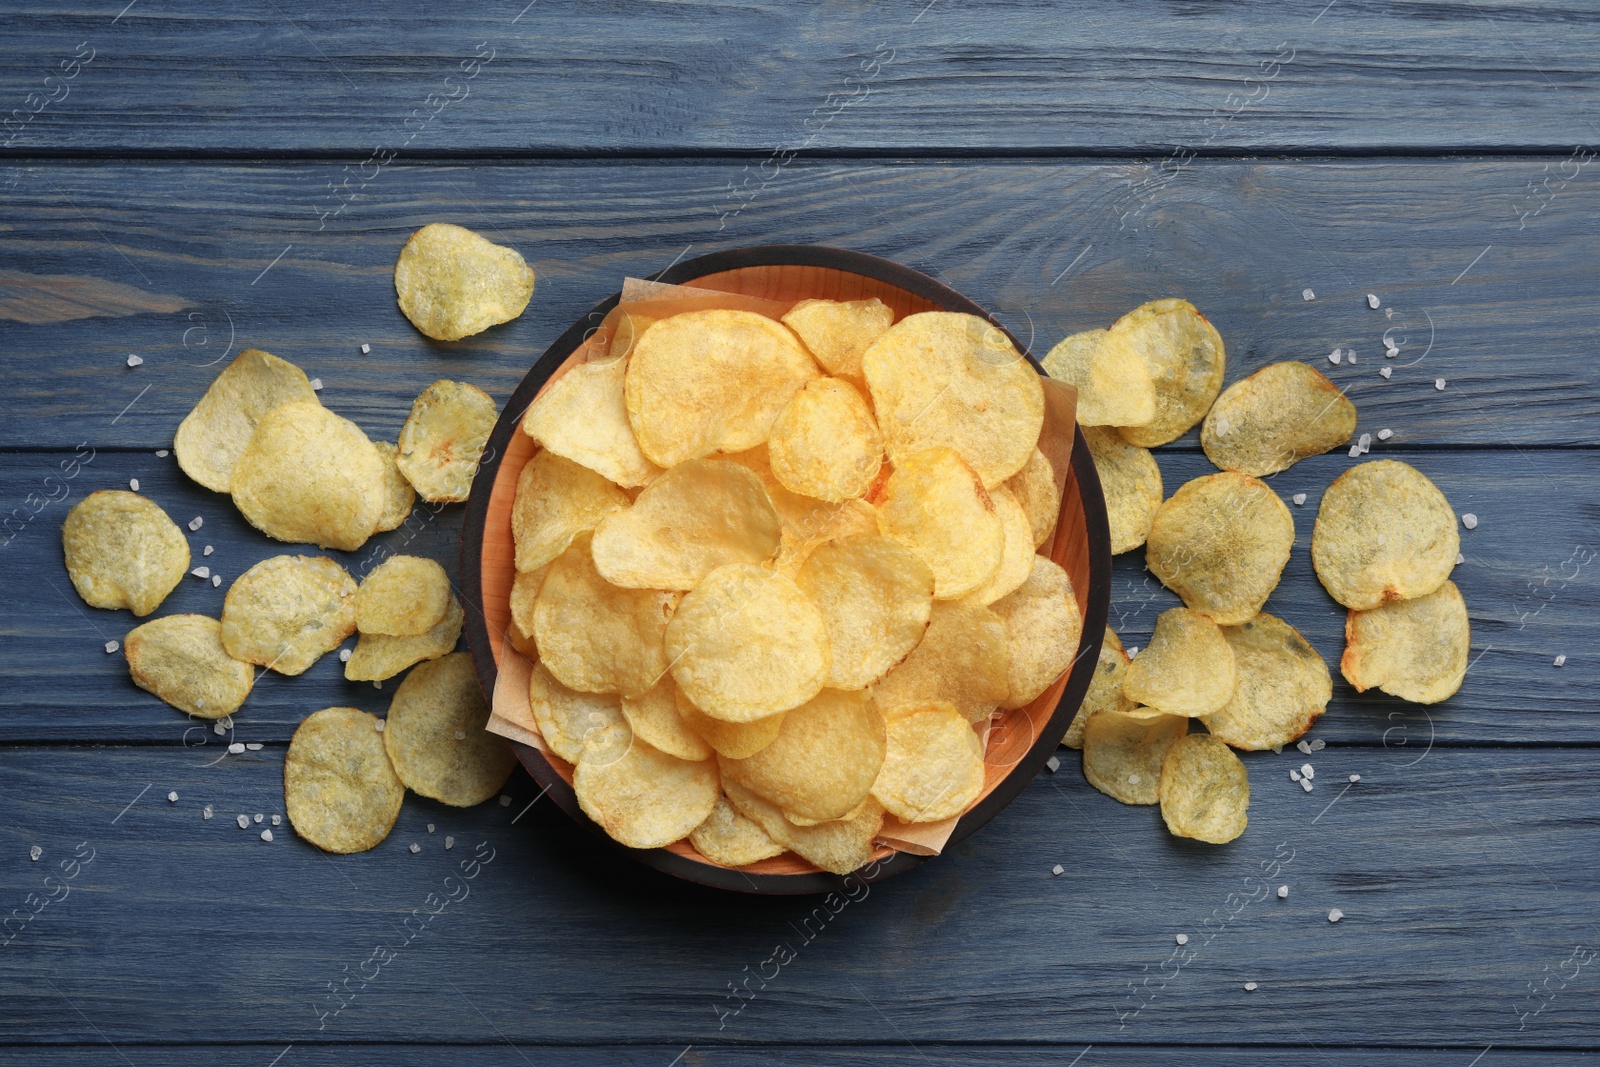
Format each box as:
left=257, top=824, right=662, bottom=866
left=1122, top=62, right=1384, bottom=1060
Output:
left=461, top=243, right=1111, bottom=895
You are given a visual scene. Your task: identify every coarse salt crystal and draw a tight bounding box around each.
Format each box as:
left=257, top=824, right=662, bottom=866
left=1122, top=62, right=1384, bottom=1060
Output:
left=374, top=720, right=385, bottom=733
left=202, top=805, right=213, bottom=820
left=1328, top=908, right=1344, bottom=922
left=167, top=790, right=178, bottom=803
left=1292, top=492, right=1306, bottom=505
left=1126, top=646, right=1140, bottom=658
left=129, top=478, right=140, bottom=491
left=1435, top=378, right=1446, bottom=390
left=499, top=795, right=511, bottom=807
left=1328, top=349, right=1343, bottom=365
left=1380, top=366, right=1393, bottom=379
left=373, top=681, right=382, bottom=690
left=1358, top=433, right=1372, bottom=453
left=361, top=343, right=371, bottom=354
left=1555, top=654, right=1567, bottom=667
left=228, top=742, right=244, bottom=754
left=1377, top=533, right=1386, bottom=546
left=1128, top=773, right=1141, bottom=785
left=427, top=823, right=435, bottom=834
left=1348, top=445, right=1361, bottom=458
left=1366, top=294, right=1380, bottom=309
left=1296, top=740, right=1313, bottom=755
left=1301, top=764, right=1315, bottom=779
left=1302, top=288, right=1315, bottom=301
left=236, top=814, right=249, bottom=829
left=271, top=815, right=281, bottom=826
left=445, top=836, right=455, bottom=850
left=156, top=449, right=169, bottom=457
left=245, top=742, right=262, bottom=751
left=1455, top=552, right=1464, bottom=565
left=1462, top=513, right=1478, bottom=530
left=1051, top=864, right=1064, bottom=876
left=1244, top=981, right=1258, bottom=992
left=188, top=516, right=203, bottom=531
left=126, top=353, right=144, bottom=367
left=253, top=814, right=263, bottom=824
left=409, top=843, right=421, bottom=854
left=105, top=640, right=120, bottom=654
left=203, top=545, right=213, bottom=556
left=1277, top=885, right=1289, bottom=899
left=191, top=566, right=210, bottom=579
left=1349, top=774, right=1361, bottom=782
left=29, top=845, right=42, bottom=862
left=339, top=648, right=352, bottom=662
left=1377, top=428, right=1393, bottom=440
left=1301, top=778, right=1313, bottom=793
left=1046, top=755, right=1061, bottom=772
left=213, top=722, right=226, bottom=735
left=1215, top=418, right=1230, bottom=436
left=1347, top=349, right=1356, bottom=364
left=1309, top=739, right=1325, bottom=752
left=260, top=829, right=273, bottom=842
left=220, top=715, right=233, bottom=728
left=310, top=378, right=323, bottom=391
left=212, top=574, right=221, bottom=588
left=1385, top=344, right=1399, bottom=358
left=1289, top=769, right=1301, bottom=782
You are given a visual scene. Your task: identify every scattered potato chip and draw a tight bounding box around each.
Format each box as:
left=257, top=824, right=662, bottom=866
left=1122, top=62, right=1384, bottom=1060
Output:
left=1201, top=361, right=1356, bottom=476
left=780, top=297, right=895, bottom=380
left=344, top=593, right=463, bottom=681
left=527, top=662, right=627, bottom=764
left=62, top=490, right=189, bottom=616
left=393, top=223, right=536, bottom=341
left=1081, top=708, right=1187, bottom=805
left=871, top=598, right=1009, bottom=724
left=719, top=689, right=886, bottom=823
left=220, top=554, right=357, bottom=675
left=991, top=556, right=1084, bottom=710
left=125, top=614, right=255, bottom=719
left=1063, top=626, right=1135, bottom=749
left=1121, top=607, right=1237, bottom=717
left=174, top=348, right=319, bottom=493
left=284, top=707, right=405, bottom=853
left=383, top=653, right=514, bottom=807
left=231, top=400, right=385, bottom=551
left=875, top=447, right=1004, bottom=599
left=521, top=356, right=661, bottom=488
left=1004, top=448, right=1060, bottom=549
left=675, top=690, right=786, bottom=759
left=767, top=378, right=884, bottom=502
left=574, top=737, right=719, bottom=850
left=621, top=675, right=712, bottom=762
left=723, top=779, right=884, bottom=876
left=506, top=564, right=547, bottom=659
left=1106, top=299, right=1226, bottom=448
left=689, top=795, right=785, bottom=867
left=968, top=488, right=1036, bottom=606
left=872, top=701, right=984, bottom=823
left=512, top=449, right=630, bottom=573
left=1041, top=327, right=1157, bottom=428
left=372, top=441, right=417, bottom=532
left=395, top=379, right=498, bottom=503
left=795, top=535, right=933, bottom=690
left=624, top=309, right=819, bottom=467
left=862, top=311, right=1044, bottom=487
left=354, top=555, right=451, bottom=637
left=1341, top=579, right=1469, bottom=704
left=1158, top=733, right=1249, bottom=844
left=665, top=562, right=830, bottom=721
left=1145, top=471, right=1296, bottom=625
left=1201, top=612, right=1331, bottom=749
left=1084, top=426, right=1162, bottom=555
left=1311, top=460, right=1459, bottom=611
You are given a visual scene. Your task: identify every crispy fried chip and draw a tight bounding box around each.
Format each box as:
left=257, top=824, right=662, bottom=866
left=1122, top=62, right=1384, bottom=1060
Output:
left=383, top=653, right=515, bottom=807
left=355, top=555, right=450, bottom=637
left=1201, top=612, right=1331, bottom=749
left=174, top=348, right=319, bottom=493
left=125, top=614, right=254, bottom=719
left=1201, top=361, right=1356, bottom=477
left=768, top=378, right=884, bottom=502
left=871, top=598, right=1009, bottom=724
left=591, top=458, right=781, bottom=589
left=220, top=554, right=357, bottom=675
left=506, top=564, right=546, bottom=659
left=344, top=593, right=463, bottom=681
left=232, top=400, right=385, bottom=551
left=624, top=309, right=819, bottom=467
left=1005, top=448, right=1060, bottom=549
left=511, top=449, right=630, bottom=573
left=372, top=441, right=417, bottom=532
left=719, top=689, right=886, bottom=823
left=1041, top=327, right=1157, bottom=428
left=1146, top=471, right=1295, bottom=625
left=875, top=447, right=1003, bottom=600
left=1084, top=426, right=1163, bottom=555
left=284, top=707, right=404, bottom=854
left=574, top=737, right=719, bottom=850
left=780, top=297, right=895, bottom=380
left=968, top=488, right=1035, bottom=606
left=795, top=535, right=933, bottom=690
left=62, top=490, right=189, bottom=616
left=862, top=311, right=1044, bottom=487
left=1311, top=459, right=1459, bottom=611
left=1063, top=626, right=1135, bottom=749
left=1081, top=708, right=1187, bottom=805
left=521, top=356, right=661, bottom=488
left=395, top=379, right=498, bottom=503
left=1342, top=579, right=1469, bottom=704
left=872, top=701, right=984, bottom=823
left=1159, top=733, right=1249, bottom=844
left=992, top=556, right=1084, bottom=710
left=665, top=563, right=830, bottom=721
left=1121, top=607, right=1237, bottom=717
left=1107, top=299, right=1226, bottom=448
left=676, top=690, right=785, bottom=758
left=723, top=779, right=884, bottom=876
left=393, top=223, right=536, bottom=342
left=689, top=795, right=785, bottom=867
left=527, top=662, right=627, bottom=764
left=621, top=675, right=712, bottom=762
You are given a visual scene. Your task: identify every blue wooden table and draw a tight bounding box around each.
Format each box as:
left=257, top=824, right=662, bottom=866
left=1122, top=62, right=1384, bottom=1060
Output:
left=3, top=3, right=1599, bottom=1063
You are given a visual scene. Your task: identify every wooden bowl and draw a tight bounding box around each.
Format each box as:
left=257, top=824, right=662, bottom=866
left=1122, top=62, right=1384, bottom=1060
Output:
left=461, top=245, right=1110, bottom=894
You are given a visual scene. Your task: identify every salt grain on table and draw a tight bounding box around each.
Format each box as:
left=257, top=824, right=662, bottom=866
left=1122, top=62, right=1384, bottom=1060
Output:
left=188, top=516, right=203, bottom=531
left=228, top=742, right=244, bottom=754
left=1461, top=513, right=1478, bottom=530
left=1555, top=655, right=1567, bottom=667
left=1378, top=428, right=1393, bottom=440
left=1380, top=366, right=1393, bottom=379
left=191, top=566, right=210, bottom=580
left=1277, top=885, right=1289, bottom=899
left=1302, top=288, right=1315, bottom=301
left=1435, top=378, right=1447, bottom=390
left=236, top=815, right=249, bottom=829
left=1126, top=647, right=1139, bottom=657
left=1046, top=755, right=1061, bottom=773
left=253, top=813, right=263, bottom=823
left=203, top=805, right=213, bottom=820
left=104, top=640, right=119, bottom=654
left=409, top=843, right=421, bottom=854
left=1348, top=445, right=1361, bottom=458
left=1358, top=433, right=1372, bottom=453
left=1051, top=864, right=1064, bottom=876
left=339, top=648, right=351, bottom=662
left=1347, top=349, right=1356, bottom=364
left=1289, top=769, right=1301, bottom=782
left=203, top=545, right=213, bottom=555
left=1329, top=908, right=1344, bottom=922
left=1292, top=493, right=1306, bottom=506
left=271, top=815, right=281, bottom=826
left=129, top=478, right=139, bottom=491
left=126, top=353, right=144, bottom=367
left=245, top=742, right=262, bottom=751
left=1349, top=774, right=1361, bottom=782
left=29, top=846, right=42, bottom=862
left=213, top=722, right=226, bottom=735
left=156, top=449, right=168, bottom=458
left=1456, top=552, right=1465, bottom=565
left=1301, top=778, right=1313, bottom=793
left=1328, top=348, right=1342, bottom=365
left=499, top=795, right=511, bottom=807
left=211, top=574, right=221, bottom=587
left=310, top=378, right=323, bottom=391
left=361, top=343, right=371, bottom=354
left=1367, top=293, right=1380, bottom=309
left=1309, top=739, right=1325, bottom=752
left=1301, top=764, right=1315, bottom=780
left=167, top=790, right=178, bottom=802
left=1175, top=933, right=1189, bottom=945
left=1244, top=982, right=1258, bottom=992
left=445, top=836, right=455, bottom=850
left=260, top=829, right=273, bottom=842
left=427, top=823, right=435, bottom=833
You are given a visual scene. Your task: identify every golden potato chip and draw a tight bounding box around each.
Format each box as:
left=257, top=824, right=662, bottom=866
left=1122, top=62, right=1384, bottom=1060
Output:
left=621, top=675, right=712, bottom=762
left=395, top=379, right=498, bottom=503
left=354, top=555, right=450, bottom=637
left=723, top=779, right=884, bottom=876
left=862, top=311, right=1044, bottom=487
left=1084, top=426, right=1162, bottom=555
left=871, top=598, right=1009, bottom=724
left=968, top=488, right=1035, bottom=606
left=284, top=707, right=404, bottom=854
left=220, top=554, right=356, bottom=675
left=991, top=556, right=1084, bottom=710
left=533, top=534, right=677, bottom=698
left=1342, top=579, right=1469, bottom=704
left=1063, top=626, right=1135, bottom=749
left=780, top=297, right=895, bottom=380
left=1107, top=299, right=1226, bottom=448
left=232, top=400, right=385, bottom=551
left=719, top=689, right=885, bottom=822
left=1121, top=607, right=1236, bottom=717
left=506, top=564, right=547, bottom=659
left=372, top=441, right=417, bottom=532
left=1081, top=707, right=1187, bottom=805
left=344, top=593, right=463, bottom=682
left=1145, top=471, right=1295, bottom=625
left=125, top=614, right=255, bottom=719
left=875, top=447, right=1003, bottom=600
left=62, top=490, right=188, bottom=616
left=689, top=795, right=785, bottom=867
left=574, top=737, right=719, bottom=850
left=1158, top=733, right=1249, bottom=844
left=1201, top=361, right=1356, bottom=477
left=665, top=562, right=830, bottom=721
left=794, top=535, right=933, bottom=691
left=521, top=356, right=661, bottom=488
left=591, top=458, right=781, bottom=590
left=624, top=309, right=819, bottom=467
left=767, top=378, right=884, bottom=502
left=393, top=222, right=536, bottom=342
left=675, top=690, right=785, bottom=759
left=872, top=701, right=984, bottom=823
left=527, top=662, right=627, bottom=764
left=1041, top=327, right=1156, bottom=428
left=1004, top=448, right=1060, bottom=549
left=1201, top=612, right=1331, bottom=749
left=512, top=449, right=629, bottom=573
left=383, top=653, right=514, bottom=807
left=1311, top=459, right=1459, bottom=611
left=174, top=348, right=319, bottom=493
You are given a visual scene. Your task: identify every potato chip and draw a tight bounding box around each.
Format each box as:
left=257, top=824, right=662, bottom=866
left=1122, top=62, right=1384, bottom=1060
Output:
left=1341, top=579, right=1469, bottom=704
left=968, top=488, right=1035, bottom=606
left=62, top=490, right=189, bottom=616
left=872, top=701, right=984, bottom=823
left=1145, top=471, right=1295, bottom=625
left=372, top=441, right=417, bottom=532
left=1107, top=299, right=1226, bottom=448
left=521, top=356, right=661, bottom=488
left=624, top=309, right=819, bottom=467
left=506, top=564, right=547, bottom=659
left=871, top=598, right=1009, bottom=724
left=675, top=690, right=785, bottom=759
left=723, top=779, right=884, bottom=876
left=174, top=348, right=319, bottom=493
left=1121, top=607, right=1236, bottom=717
left=344, top=593, right=463, bottom=681
left=527, top=662, right=627, bottom=764
left=220, top=554, right=357, bottom=675
left=767, top=378, right=884, bottom=502
left=533, top=534, right=677, bottom=698
left=512, top=449, right=630, bottom=573
left=1084, top=426, right=1163, bottom=555
left=396, top=379, right=498, bottom=503
left=862, top=311, right=1044, bottom=487
left=991, top=556, right=1084, bottom=710
left=591, top=458, right=781, bottom=590
left=1158, top=733, right=1249, bottom=844
left=355, top=555, right=450, bottom=637
left=232, top=400, right=385, bottom=551
left=1041, top=327, right=1157, bottom=428
left=719, top=689, right=885, bottom=822
left=780, top=297, right=895, bottom=380
left=665, top=562, right=830, bottom=721
left=125, top=614, right=255, bottom=719
left=1004, top=448, right=1060, bottom=549
left=393, top=223, right=536, bottom=342
left=1062, top=626, right=1136, bottom=749
left=794, top=535, right=933, bottom=691
left=689, top=795, right=785, bottom=867
left=1081, top=708, right=1187, bottom=805
left=574, top=737, right=719, bottom=850
left=621, top=675, right=712, bottom=762
left=1201, top=612, right=1331, bottom=749
left=284, top=707, right=405, bottom=853
left=1201, top=361, right=1356, bottom=477
left=1311, top=459, right=1459, bottom=611
left=875, top=447, right=1003, bottom=600
left=715, top=445, right=876, bottom=574
left=383, top=653, right=514, bottom=807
